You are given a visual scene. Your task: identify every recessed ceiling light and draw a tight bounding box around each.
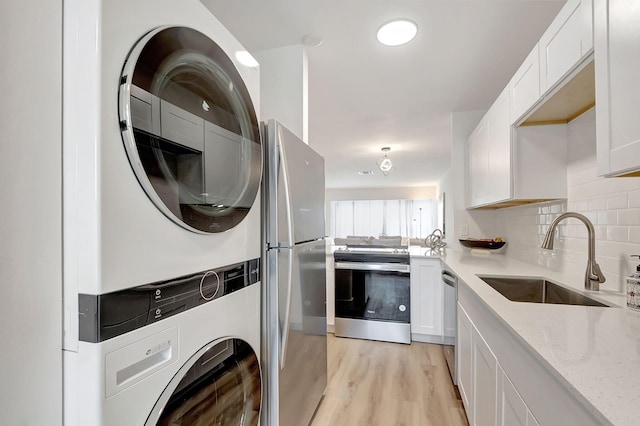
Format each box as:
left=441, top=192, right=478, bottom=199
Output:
left=235, top=51, right=259, bottom=68
left=358, top=170, right=374, bottom=176
left=377, top=19, right=418, bottom=46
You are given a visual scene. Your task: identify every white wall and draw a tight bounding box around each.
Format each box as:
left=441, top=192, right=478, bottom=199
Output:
left=255, top=45, right=308, bottom=142
left=484, top=109, right=640, bottom=292
left=326, top=186, right=437, bottom=201
left=0, top=0, right=63, bottom=423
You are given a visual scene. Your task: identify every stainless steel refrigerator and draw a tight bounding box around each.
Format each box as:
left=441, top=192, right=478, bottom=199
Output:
left=262, top=119, right=327, bottom=426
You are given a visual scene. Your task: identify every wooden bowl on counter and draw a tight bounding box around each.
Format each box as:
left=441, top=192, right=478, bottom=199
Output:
left=459, top=239, right=506, bottom=250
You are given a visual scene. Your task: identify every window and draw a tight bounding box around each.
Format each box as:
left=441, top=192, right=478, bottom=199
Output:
left=330, top=199, right=437, bottom=239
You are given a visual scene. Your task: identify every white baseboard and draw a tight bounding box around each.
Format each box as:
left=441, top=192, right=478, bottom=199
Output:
left=411, top=333, right=445, bottom=344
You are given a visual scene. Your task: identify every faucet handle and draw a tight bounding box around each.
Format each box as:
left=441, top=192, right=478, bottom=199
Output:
left=591, top=262, right=606, bottom=283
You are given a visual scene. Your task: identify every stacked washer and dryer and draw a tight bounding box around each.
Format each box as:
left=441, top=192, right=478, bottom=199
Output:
left=63, top=0, right=263, bottom=424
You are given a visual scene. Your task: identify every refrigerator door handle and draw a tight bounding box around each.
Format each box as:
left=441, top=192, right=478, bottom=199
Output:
left=280, top=248, right=293, bottom=370
left=278, top=130, right=295, bottom=247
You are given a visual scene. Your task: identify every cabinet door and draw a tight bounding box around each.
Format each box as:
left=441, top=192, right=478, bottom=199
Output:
left=486, top=87, right=511, bottom=204
left=467, top=118, right=489, bottom=208
left=473, top=327, right=497, bottom=426
left=409, top=259, right=442, bottom=338
left=204, top=121, right=242, bottom=205
left=467, top=86, right=511, bottom=208
left=510, top=44, right=541, bottom=124
left=130, top=85, right=161, bottom=136
left=457, top=303, right=473, bottom=417
left=595, top=0, right=640, bottom=176
left=539, top=0, right=593, bottom=94
left=160, top=100, right=205, bottom=152
left=497, top=366, right=527, bottom=426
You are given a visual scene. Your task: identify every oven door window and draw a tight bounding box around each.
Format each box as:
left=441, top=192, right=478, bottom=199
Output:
left=146, top=338, right=261, bottom=425
left=335, top=269, right=410, bottom=323
left=119, top=26, right=261, bottom=233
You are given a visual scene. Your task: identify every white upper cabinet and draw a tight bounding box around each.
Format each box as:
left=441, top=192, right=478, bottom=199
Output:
left=466, top=88, right=568, bottom=209
left=510, top=44, right=541, bottom=124
left=466, top=0, right=595, bottom=209
left=539, top=0, right=593, bottom=95
left=595, top=0, right=640, bottom=177
left=467, top=87, right=511, bottom=208
left=467, top=118, right=489, bottom=208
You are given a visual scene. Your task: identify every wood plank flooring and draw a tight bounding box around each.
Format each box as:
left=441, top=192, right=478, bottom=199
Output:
left=311, top=334, right=469, bottom=426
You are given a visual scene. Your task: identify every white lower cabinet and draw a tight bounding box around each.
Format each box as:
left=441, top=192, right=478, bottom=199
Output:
left=457, top=304, right=473, bottom=416
left=473, top=328, right=497, bottom=426
left=457, top=280, right=602, bottom=426
left=497, top=365, right=541, bottom=426
left=409, top=258, right=442, bottom=342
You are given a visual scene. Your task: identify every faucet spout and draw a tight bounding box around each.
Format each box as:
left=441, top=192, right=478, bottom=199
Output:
left=541, top=212, right=606, bottom=291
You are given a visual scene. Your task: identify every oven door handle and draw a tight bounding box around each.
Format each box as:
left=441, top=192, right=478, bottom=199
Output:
left=335, top=262, right=410, bottom=273
left=441, top=270, right=457, bottom=288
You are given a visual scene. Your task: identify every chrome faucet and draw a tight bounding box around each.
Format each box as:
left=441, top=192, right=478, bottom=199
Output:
left=541, top=212, right=606, bottom=291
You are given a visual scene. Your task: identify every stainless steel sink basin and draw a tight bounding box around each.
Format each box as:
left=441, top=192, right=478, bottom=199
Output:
left=477, top=276, right=609, bottom=307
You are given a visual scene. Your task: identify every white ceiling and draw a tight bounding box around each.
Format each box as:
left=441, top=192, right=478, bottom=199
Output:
left=203, top=0, right=566, bottom=189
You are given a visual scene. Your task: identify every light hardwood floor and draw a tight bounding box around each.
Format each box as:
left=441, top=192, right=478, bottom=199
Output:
left=311, top=334, right=469, bottom=426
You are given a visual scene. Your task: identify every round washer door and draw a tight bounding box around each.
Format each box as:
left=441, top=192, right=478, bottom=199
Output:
left=146, top=338, right=261, bottom=425
left=119, top=26, right=262, bottom=233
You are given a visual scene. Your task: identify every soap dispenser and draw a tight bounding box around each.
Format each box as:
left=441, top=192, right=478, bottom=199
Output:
left=627, top=255, right=640, bottom=311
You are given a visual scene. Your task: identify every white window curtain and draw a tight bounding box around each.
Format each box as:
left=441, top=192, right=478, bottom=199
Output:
left=330, top=199, right=437, bottom=239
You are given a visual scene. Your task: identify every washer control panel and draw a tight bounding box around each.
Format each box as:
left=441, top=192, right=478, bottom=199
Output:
left=79, top=258, right=260, bottom=342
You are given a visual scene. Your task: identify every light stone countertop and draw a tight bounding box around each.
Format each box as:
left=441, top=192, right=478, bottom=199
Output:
left=410, top=248, right=637, bottom=426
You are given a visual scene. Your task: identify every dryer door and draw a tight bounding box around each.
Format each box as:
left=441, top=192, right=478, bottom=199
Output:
left=146, top=338, right=261, bottom=425
left=119, top=26, right=261, bottom=233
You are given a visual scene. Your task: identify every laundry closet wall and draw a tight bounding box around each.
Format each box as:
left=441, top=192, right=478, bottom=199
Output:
left=0, top=0, right=63, bottom=424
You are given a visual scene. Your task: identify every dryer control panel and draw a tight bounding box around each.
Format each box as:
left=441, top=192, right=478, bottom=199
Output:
left=78, top=258, right=260, bottom=342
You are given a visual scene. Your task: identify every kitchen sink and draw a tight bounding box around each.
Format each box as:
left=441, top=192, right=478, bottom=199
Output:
left=477, top=276, right=609, bottom=307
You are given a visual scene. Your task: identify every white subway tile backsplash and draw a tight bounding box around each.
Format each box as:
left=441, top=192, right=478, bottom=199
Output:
left=607, top=226, right=628, bottom=242
left=599, top=210, right=618, bottom=226
left=618, top=209, right=640, bottom=225
left=629, top=190, right=640, bottom=208
left=488, top=110, right=640, bottom=293
left=629, top=227, right=640, bottom=244
left=589, top=197, right=607, bottom=211
left=606, top=193, right=628, bottom=210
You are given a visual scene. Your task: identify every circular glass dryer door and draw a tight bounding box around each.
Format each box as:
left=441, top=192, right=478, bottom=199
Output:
left=119, top=27, right=262, bottom=233
left=146, top=338, right=261, bottom=425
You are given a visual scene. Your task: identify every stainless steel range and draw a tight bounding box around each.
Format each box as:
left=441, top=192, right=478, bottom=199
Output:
left=334, top=245, right=411, bottom=344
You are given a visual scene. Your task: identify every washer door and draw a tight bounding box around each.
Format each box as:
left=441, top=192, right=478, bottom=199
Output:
left=147, top=338, right=261, bottom=425
left=119, top=26, right=261, bottom=233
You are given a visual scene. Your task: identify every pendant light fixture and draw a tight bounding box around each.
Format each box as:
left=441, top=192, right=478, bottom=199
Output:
left=377, top=147, right=394, bottom=176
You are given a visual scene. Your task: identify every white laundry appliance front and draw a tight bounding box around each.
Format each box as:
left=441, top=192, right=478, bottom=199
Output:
left=62, top=0, right=262, bottom=423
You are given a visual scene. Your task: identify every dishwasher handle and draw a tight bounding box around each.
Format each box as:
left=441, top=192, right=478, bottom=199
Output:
left=441, top=270, right=457, bottom=288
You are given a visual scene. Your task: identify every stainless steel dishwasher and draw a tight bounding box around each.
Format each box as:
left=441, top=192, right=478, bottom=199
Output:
left=441, top=268, right=458, bottom=385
